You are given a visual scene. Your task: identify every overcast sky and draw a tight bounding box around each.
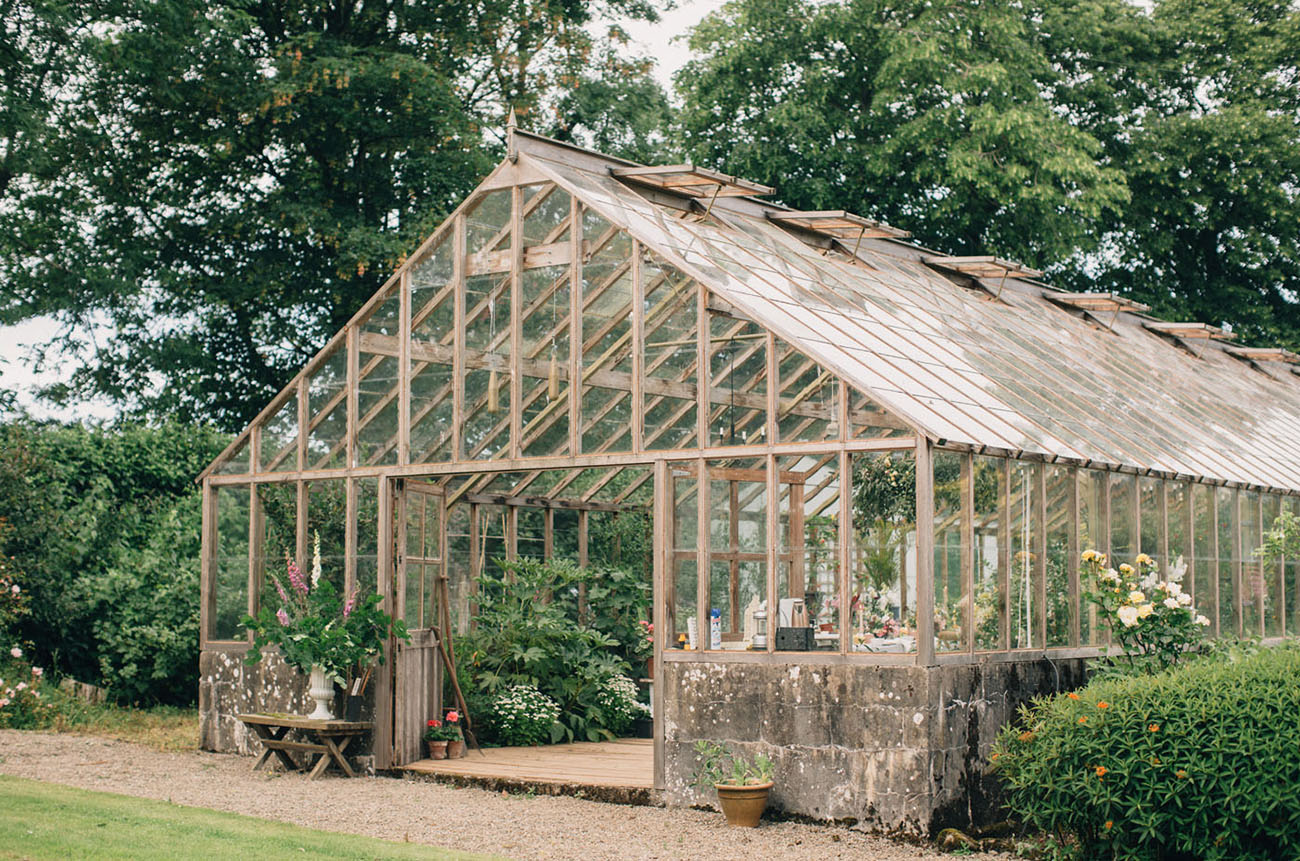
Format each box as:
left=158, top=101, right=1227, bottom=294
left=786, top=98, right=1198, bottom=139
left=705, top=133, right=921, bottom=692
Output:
left=0, top=0, right=725, bottom=422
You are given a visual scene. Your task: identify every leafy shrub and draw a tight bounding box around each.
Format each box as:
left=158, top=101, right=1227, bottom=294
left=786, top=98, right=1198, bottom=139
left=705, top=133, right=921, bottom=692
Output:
left=595, top=674, right=648, bottom=737
left=992, top=645, right=1300, bottom=860
left=491, top=684, right=560, bottom=746
left=455, top=558, right=650, bottom=744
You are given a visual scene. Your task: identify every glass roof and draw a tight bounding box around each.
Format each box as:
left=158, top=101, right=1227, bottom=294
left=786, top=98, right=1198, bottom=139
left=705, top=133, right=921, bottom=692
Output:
left=524, top=148, right=1300, bottom=493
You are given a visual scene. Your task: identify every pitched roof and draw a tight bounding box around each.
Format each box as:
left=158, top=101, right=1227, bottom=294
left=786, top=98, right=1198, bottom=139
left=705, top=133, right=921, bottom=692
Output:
left=515, top=131, right=1300, bottom=492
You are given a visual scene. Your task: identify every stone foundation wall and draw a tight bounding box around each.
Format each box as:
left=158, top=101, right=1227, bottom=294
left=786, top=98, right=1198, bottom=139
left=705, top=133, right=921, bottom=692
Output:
left=198, top=648, right=376, bottom=772
left=660, top=656, right=1087, bottom=836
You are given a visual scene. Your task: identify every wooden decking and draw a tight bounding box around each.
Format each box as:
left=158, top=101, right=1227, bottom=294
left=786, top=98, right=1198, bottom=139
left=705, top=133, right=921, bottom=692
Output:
left=400, top=738, right=656, bottom=805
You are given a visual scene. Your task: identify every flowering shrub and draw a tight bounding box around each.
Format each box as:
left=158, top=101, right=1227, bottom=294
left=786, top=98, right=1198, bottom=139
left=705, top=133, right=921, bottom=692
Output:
left=0, top=647, right=51, bottom=729
left=243, top=533, right=407, bottom=685
left=1082, top=551, right=1208, bottom=672
left=596, top=674, right=649, bottom=736
left=992, top=644, right=1300, bottom=860
left=491, top=684, right=560, bottom=747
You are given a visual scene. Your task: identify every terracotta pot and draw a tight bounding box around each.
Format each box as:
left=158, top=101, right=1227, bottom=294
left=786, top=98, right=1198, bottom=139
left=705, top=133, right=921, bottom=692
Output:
left=446, top=738, right=465, bottom=758
left=715, top=781, right=773, bottom=827
left=426, top=740, right=448, bottom=760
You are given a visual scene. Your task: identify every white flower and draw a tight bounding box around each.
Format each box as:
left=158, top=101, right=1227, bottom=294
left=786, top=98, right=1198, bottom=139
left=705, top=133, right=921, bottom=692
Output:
left=31, top=667, right=43, bottom=677
left=1166, top=581, right=1183, bottom=598
left=1168, top=556, right=1188, bottom=583
left=1140, top=572, right=1159, bottom=590
left=9, top=646, right=20, bottom=659
left=1178, top=593, right=1192, bottom=606
left=1163, top=597, right=1181, bottom=610
left=1128, top=590, right=1146, bottom=605
left=0, top=698, right=9, bottom=707
left=1101, top=568, right=1121, bottom=584
left=1195, top=614, right=1211, bottom=626
left=1117, top=606, right=1140, bottom=627
left=9, top=584, right=18, bottom=595
left=310, top=532, right=322, bottom=588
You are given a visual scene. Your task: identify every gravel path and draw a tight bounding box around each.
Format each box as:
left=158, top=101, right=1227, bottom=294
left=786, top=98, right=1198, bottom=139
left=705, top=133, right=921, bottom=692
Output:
left=0, top=730, right=1004, bottom=860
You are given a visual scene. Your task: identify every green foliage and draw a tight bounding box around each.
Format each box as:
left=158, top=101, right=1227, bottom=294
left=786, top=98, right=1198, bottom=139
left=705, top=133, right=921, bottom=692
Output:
left=1, top=0, right=669, bottom=429
left=455, top=557, right=650, bottom=744
left=0, top=419, right=226, bottom=704
left=490, top=684, right=561, bottom=746
left=0, top=655, right=53, bottom=729
left=243, top=536, right=406, bottom=685
left=690, top=740, right=774, bottom=788
left=1082, top=552, right=1208, bottom=673
left=992, top=645, right=1300, bottom=860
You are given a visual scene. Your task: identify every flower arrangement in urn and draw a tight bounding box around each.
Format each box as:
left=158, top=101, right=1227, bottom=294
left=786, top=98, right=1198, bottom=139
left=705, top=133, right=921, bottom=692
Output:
left=243, top=532, right=408, bottom=719
left=423, top=710, right=464, bottom=759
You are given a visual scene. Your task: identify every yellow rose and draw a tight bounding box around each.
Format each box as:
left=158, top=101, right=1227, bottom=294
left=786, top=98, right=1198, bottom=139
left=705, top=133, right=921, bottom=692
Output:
left=1120, top=563, right=1135, bottom=575
left=1135, top=553, right=1154, bottom=566
left=1137, top=603, right=1154, bottom=619
left=1128, top=590, right=1145, bottom=604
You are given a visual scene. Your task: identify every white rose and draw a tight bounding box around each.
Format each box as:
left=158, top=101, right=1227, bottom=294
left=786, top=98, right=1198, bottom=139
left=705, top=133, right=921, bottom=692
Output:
left=1128, top=590, right=1146, bottom=605
left=1163, top=597, right=1180, bottom=610
left=8, top=647, right=20, bottom=659
left=1117, top=605, right=1140, bottom=627
left=1167, top=582, right=1183, bottom=598
left=1195, top=614, right=1211, bottom=627
left=1178, top=593, right=1192, bottom=606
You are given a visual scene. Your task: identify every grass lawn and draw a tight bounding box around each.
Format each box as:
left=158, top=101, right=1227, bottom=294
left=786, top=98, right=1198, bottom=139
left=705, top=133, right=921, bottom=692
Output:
left=0, top=775, right=489, bottom=860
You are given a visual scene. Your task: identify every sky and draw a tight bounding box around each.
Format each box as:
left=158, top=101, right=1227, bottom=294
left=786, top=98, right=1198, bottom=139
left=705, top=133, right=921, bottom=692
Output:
left=0, top=0, right=726, bottom=422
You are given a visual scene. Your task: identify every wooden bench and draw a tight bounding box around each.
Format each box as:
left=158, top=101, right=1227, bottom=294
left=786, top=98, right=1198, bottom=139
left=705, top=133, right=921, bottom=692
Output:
left=236, top=713, right=372, bottom=779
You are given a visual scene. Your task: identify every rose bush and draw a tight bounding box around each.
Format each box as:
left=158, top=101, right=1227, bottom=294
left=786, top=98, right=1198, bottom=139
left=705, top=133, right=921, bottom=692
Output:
left=1082, top=551, right=1208, bottom=672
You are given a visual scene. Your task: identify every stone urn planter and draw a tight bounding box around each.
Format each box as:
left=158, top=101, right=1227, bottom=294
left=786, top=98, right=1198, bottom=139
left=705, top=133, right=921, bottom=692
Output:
left=307, top=664, right=335, bottom=720
left=715, top=782, right=773, bottom=827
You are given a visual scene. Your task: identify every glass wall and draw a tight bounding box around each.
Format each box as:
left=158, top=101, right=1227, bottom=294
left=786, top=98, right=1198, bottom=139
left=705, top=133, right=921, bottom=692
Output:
left=851, top=450, right=917, bottom=653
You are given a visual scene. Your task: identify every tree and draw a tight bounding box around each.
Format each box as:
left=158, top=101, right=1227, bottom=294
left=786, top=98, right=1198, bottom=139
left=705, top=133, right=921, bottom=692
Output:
left=0, top=0, right=667, bottom=430
left=676, top=0, right=1130, bottom=271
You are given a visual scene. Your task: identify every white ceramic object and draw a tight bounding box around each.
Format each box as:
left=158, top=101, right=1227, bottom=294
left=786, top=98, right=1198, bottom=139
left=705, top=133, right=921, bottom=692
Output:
left=307, top=664, right=334, bottom=720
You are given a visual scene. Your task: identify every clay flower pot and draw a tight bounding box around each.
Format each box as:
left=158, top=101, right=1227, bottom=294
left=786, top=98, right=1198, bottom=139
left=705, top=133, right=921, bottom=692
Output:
left=446, top=739, right=465, bottom=758
left=426, top=740, right=448, bottom=760
left=715, top=781, right=773, bottom=827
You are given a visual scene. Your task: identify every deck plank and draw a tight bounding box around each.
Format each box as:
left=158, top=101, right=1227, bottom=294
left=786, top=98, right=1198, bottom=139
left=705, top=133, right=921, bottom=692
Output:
left=400, top=739, right=653, bottom=790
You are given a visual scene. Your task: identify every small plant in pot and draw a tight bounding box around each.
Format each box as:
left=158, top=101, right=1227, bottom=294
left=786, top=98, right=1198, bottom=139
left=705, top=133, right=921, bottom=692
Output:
left=423, top=716, right=460, bottom=759
left=691, top=740, right=775, bottom=827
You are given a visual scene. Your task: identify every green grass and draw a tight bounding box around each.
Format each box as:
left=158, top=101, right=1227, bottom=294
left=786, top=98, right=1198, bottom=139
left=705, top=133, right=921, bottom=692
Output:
left=0, top=776, right=490, bottom=860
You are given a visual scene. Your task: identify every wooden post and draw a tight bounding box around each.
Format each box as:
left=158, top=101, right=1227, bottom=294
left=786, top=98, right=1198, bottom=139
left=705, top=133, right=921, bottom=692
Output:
left=544, top=508, right=554, bottom=560
left=398, top=270, right=412, bottom=466
left=651, top=460, right=667, bottom=791
left=696, top=285, right=709, bottom=448
left=1210, top=486, right=1221, bottom=637
left=631, top=240, right=644, bottom=452
left=1232, top=488, right=1243, bottom=637
left=249, top=485, right=263, bottom=620
left=838, top=450, right=851, bottom=654
left=961, top=454, right=975, bottom=652
left=1067, top=467, right=1080, bottom=647
left=998, top=458, right=1010, bottom=651
left=697, top=457, right=710, bottom=650
left=510, top=184, right=523, bottom=459
left=766, top=453, right=778, bottom=654
left=1035, top=463, right=1048, bottom=649
left=200, top=478, right=215, bottom=646
left=452, top=216, right=466, bottom=461
left=569, top=198, right=582, bottom=455
left=916, top=438, right=936, bottom=666
left=296, top=480, right=309, bottom=572
left=374, top=476, right=395, bottom=770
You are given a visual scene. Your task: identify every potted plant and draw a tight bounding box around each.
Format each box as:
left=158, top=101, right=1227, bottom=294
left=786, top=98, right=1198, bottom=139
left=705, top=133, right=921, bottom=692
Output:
left=423, top=717, right=458, bottom=759
left=442, top=709, right=465, bottom=758
left=243, top=532, right=409, bottom=720
left=691, top=740, right=775, bottom=827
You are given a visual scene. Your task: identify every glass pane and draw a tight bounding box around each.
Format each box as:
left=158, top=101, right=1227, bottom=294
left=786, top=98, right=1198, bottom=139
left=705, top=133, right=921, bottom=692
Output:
left=307, top=480, right=347, bottom=594
left=972, top=456, right=1005, bottom=651
left=216, top=438, right=250, bottom=475
left=933, top=452, right=966, bottom=651
left=357, top=286, right=402, bottom=467
left=850, top=386, right=910, bottom=440
left=1045, top=465, right=1071, bottom=648
left=306, top=344, right=348, bottom=471
left=851, top=450, right=917, bottom=653
left=1078, top=468, right=1106, bottom=646
left=1218, top=487, right=1237, bottom=636
left=1008, top=461, right=1041, bottom=650
left=1110, top=474, right=1136, bottom=566
left=707, top=458, right=766, bottom=650
left=259, top=393, right=298, bottom=473
left=463, top=271, right=511, bottom=460
left=1193, top=484, right=1217, bottom=629
left=521, top=264, right=571, bottom=457
left=580, top=213, right=634, bottom=454
left=466, top=190, right=511, bottom=257
left=1241, top=491, right=1261, bottom=637
left=1167, top=481, right=1191, bottom=583
left=522, top=184, right=570, bottom=245
left=356, top=477, right=379, bottom=598
left=255, top=483, right=297, bottom=615
left=643, top=251, right=698, bottom=450
left=776, top=338, right=839, bottom=443
left=1286, top=498, right=1300, bottom=637
left=410, top=237, right=455, bottom=464
left=669, top=465, right=699, bottom=648
left=213, top=485, right=251, bottom=641
left=708, top=317, right=767, bottom=447
left=445, top=502, right=473, bottom=635
left=1139, top=478, right=1161, bottom=564
left=1262, top=494, right=1282, bottom=638
left=776, top=454, right=841, bottom=651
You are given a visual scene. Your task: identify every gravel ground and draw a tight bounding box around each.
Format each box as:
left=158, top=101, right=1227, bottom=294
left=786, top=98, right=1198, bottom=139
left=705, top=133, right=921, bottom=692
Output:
left=0, top=730, right=1006, bottom=860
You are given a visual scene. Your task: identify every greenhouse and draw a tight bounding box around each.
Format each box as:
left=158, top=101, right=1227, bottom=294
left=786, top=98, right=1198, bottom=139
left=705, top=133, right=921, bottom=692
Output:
left=198, top=126, right=1300, bottom=833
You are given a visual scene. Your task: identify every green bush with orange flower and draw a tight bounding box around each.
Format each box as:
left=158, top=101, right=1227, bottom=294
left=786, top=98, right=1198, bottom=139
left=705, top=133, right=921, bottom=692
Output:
left=991, top=642, right=1300, bottom=860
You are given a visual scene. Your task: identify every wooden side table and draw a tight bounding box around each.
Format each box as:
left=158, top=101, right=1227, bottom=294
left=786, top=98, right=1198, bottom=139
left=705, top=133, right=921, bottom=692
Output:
left=237, top=713, right=372, bottom=779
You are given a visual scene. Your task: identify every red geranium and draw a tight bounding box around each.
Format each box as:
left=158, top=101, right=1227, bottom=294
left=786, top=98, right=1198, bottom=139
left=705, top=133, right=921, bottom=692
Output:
left=445, top=710, right=460, bottom=723
left=427, top=718, right=441, bottom=728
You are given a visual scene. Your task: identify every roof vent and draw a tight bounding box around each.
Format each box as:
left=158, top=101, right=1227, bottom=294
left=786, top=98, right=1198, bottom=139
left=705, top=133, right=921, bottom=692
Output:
left=1226, top=347, right=1300, bottom=364
left=609, top=165, right=773, bottom=199
left=768, top=210, right=910, bottom=241
left=925, top=255, right=1043, bottom=281
left=1045, top=292, right=1151, bottom=314
left=1143, top=321, right=1235, bottom=340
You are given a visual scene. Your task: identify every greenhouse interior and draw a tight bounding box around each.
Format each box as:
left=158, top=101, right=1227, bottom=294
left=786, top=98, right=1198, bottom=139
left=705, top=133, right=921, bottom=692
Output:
left=197, top=125, right=1300, bottom=833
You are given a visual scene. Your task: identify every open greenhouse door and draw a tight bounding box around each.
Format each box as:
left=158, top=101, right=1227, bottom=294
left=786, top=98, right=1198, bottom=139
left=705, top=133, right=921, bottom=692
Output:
left=390, top=479, right=447, bottom=766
